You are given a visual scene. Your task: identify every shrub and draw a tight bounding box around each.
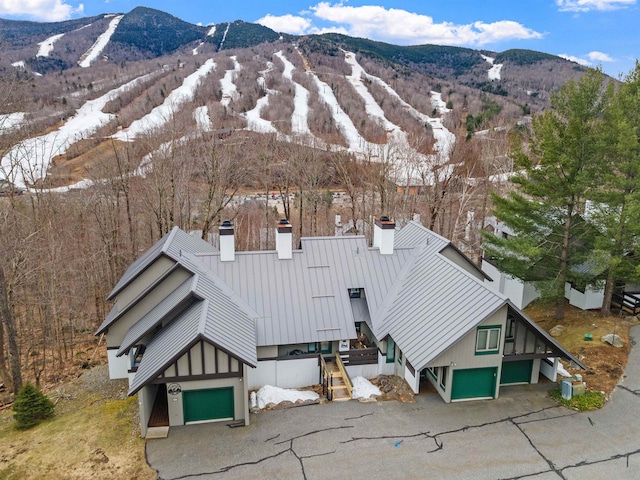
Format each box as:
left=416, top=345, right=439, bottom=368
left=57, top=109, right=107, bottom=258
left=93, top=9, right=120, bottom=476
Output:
left=12, top=383, right=55, bottom=430
left=548, top=389, right=605, bottom=411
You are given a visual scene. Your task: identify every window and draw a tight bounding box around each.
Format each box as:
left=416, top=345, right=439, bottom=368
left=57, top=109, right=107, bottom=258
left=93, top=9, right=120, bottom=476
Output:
left=320, top=341, right=332, bottom=354
left=397, top=349, right=403, bottom=365
left=386, top=338, right=395, bottom=363
left=505, top=316, right=515, bottom=341
left=308, top=343, right=318, bottom=353
left=476, top=326, right=501, bottom=354
left=440, top=366, right=448, bottom=390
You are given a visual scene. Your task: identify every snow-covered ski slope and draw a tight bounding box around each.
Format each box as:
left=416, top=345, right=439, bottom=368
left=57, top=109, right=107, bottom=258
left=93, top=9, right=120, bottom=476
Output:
left=481, top=55, right=503, bottom=81
left=113, top=59, right=217, bottom=141
left=79, top=15, right=124, bottom=68
left=1, top=71, right=160, bottom=188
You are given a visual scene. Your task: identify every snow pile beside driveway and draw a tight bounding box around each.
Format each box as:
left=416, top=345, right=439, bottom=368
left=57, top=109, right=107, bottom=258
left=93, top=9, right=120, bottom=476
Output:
left=256, top=385, right=319, bottom=409
left=352, top=376, right=381, bottom=400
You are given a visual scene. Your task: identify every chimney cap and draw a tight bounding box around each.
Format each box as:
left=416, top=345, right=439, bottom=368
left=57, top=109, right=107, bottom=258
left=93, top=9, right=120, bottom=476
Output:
left=221, top=220, right=233, bottom=228
left=380, top=215, right=390, bottom=222
left=279, top=218, right=290, bottom=225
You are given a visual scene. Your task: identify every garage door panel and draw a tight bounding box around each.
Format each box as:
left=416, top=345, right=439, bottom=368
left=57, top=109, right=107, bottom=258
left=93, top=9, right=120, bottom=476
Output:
left=183, top=387, right=234, bottom=423
left=500, top=360, right=533, bottom=384
left=451, top=367, right=497, bottom=400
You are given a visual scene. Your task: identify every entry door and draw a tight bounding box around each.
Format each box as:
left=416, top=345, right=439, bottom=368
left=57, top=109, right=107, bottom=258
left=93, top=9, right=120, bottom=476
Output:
left=451, top=367, right=497, bottom=400
left=183, top=387, right=234, bottom=423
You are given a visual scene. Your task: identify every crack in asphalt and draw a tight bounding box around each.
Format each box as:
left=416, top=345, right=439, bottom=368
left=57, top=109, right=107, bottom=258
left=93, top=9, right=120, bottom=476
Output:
left=510, top=420, right=566, bottom=480
left=344, top=412, right=374, bottom=420
left=618, top=384, right=640, bottom=397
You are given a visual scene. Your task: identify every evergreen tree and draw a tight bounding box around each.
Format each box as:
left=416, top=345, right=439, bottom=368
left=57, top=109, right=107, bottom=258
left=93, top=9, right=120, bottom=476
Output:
left=12, top=383, right=54, bottom=430
left=588, top=62, right=640, bottom=316
left=484, top=68, right=609, bottom=320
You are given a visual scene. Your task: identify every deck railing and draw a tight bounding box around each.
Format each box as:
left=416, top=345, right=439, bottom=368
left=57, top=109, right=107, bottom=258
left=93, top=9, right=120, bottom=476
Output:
left=339, top=347, right=378, bottom=366
left=334, top=354, right=353, bottom=399
left=612, top=291, right=640, bottom=315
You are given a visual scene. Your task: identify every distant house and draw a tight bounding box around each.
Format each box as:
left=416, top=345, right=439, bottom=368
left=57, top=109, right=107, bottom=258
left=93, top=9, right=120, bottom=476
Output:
left=481, top=216, right=639, bottom=311
left=98, top=217, right=584, bottom=438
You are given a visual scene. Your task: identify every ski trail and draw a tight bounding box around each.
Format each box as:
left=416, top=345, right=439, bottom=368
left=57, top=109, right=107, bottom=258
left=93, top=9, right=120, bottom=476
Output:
left=219, top=23, right=230, bottom=50
left=1, top=71, right=160, bottom=188
left=79, top=15, right=124, bottom=67
left=481, top=54, right=503, bottom=81
left=344, top=52, right=455, bottom=160
left=243, top=62, right=277, bottom=133
left=274, top=51, right=311, bottom=135
left=220, top=56, right=240, bottom=107
left=37, top=33, right=64, bottom=57
left=113, top=59, right=217, bottom=141
left=194, top=106, right=212, bottom=131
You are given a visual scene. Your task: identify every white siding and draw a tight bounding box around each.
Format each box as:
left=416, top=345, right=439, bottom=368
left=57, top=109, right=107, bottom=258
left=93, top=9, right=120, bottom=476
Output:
left=138, top=384, right=157, bottom=438
left=107, top=349, right=130, bottom=379
left=567, top=284, right=604, bottom=310
left=247, top=357, right=319, bottom=389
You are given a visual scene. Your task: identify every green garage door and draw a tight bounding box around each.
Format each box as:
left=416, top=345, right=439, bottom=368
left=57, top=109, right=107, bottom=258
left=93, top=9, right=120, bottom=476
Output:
left=500, top=360, right=533, bottom=384
left=451, top=367, right=497, bottom=400
left=183, top=387, right=234, bottom=423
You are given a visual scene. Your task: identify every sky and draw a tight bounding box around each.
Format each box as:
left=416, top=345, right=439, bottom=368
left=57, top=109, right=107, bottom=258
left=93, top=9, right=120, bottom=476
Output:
left=1, top=0, right=638, bottom=78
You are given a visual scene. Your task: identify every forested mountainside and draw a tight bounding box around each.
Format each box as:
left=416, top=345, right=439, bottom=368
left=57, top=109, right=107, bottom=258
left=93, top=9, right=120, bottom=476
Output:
left=0, top=6, right=606, bottom=397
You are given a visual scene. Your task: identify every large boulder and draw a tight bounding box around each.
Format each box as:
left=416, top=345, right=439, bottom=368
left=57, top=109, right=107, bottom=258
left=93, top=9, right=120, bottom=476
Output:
left=601, top=334, right=624, bottom=347
left=550, top=325, right=565, bottom=337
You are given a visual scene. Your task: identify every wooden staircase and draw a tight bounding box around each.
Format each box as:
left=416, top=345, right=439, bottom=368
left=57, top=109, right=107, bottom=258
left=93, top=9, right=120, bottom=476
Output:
left=326, top=358, right=352, bottom=402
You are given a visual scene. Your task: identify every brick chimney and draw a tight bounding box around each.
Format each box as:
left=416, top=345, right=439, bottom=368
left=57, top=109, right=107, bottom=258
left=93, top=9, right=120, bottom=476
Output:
left=219, top=220, right=235, bottom=262
left=373, top=215, right=395, bottom=255
left=275, top=218, right=293, bottom=260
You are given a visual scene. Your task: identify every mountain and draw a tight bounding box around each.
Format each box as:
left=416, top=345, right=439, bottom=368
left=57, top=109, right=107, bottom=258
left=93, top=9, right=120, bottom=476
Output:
left=0, top=6, right=597, bottom=191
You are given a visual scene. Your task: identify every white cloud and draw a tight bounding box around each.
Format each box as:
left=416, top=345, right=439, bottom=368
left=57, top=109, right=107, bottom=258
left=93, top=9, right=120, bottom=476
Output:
left=588, top=51, right=614, bottom=62
left=308, top=2, right=542, bottom=46
left=556, top=0, right=635, bottom=12
left=558, top=53, right=592, bottom=66
left=0, top=0, right=84, bottom=21
left=257, top=14, right=312, bottom=35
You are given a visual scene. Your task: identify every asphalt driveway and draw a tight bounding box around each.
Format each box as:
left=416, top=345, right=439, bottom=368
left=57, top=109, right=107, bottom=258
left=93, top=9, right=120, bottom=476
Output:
left=147, top=325, right=640, bottom=480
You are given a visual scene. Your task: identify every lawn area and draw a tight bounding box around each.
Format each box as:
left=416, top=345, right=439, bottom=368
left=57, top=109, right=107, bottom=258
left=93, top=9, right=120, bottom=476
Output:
left=0, top=366, right=155, bottom=480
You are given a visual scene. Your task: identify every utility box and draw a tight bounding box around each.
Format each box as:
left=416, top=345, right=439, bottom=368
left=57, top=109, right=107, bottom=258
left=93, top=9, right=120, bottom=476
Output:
left=572, top=382, right=586, bottom=396
left=562, top=380, right=572, bottom=400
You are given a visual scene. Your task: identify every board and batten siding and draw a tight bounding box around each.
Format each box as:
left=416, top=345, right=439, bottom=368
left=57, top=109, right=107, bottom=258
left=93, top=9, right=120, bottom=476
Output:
left=160, top=340, right=242, bottom=379
left=426, top=305, right=508, bottom=403
left=106, top=267, right=192, bottom=347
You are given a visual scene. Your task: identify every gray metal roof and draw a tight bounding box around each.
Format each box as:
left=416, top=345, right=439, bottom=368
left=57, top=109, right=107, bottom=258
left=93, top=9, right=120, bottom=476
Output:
left=127, top=269, right=259, bottom=395
left=199, top=235, right=413, bottom=346
left=116, top=277, right=197, bottom=356
left=107, top=227, right=216, bottom=301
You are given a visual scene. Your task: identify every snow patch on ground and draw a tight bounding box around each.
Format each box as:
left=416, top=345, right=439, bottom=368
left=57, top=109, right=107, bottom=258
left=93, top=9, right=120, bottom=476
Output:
left=114, top=59, right=217, bottom=141
left=352, top=376, right=381, bottom=400
left=256, top=385, right=319, bottom=409
left=220, top=56, right=240, bottom=107
left=37, top=33, right=64, bottom=57
left=0, top=112, right=25, bottom=133
left=11, top=61, right=25, bottom=68
left=207, top=25, right=217, bottom=37
left=79, top=15, right=123, bottom=68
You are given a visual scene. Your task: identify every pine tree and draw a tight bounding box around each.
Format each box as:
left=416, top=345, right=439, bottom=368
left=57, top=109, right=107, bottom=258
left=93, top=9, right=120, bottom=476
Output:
left=484, top=68, right=609, bottom=320
left=12, top=383, right=54, bottom=430
left=589, top=62, right=640, bottom=316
